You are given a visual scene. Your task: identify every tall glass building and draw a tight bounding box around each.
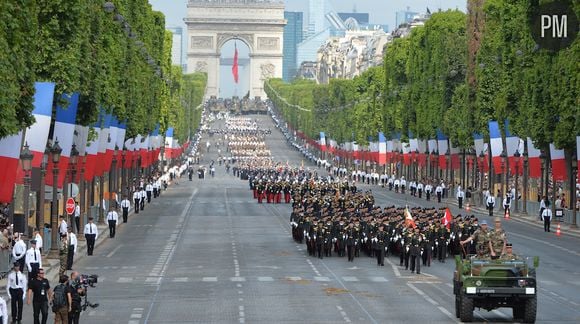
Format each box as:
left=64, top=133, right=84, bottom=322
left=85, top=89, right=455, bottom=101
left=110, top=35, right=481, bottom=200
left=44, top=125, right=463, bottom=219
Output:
left=283, top=11, right=304, bottom=82
left=307, top=0, right=327, bottom=37
left=395, top=9, right=418, bottom=28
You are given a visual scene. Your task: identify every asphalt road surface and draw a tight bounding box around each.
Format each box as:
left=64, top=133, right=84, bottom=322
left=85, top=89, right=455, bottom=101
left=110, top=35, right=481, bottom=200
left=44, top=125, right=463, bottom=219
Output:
left=19, top=114, right=580, bottom=323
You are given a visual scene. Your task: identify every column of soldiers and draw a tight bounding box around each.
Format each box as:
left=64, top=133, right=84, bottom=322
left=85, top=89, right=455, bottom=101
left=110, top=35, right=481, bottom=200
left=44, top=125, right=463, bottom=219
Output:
left=241, top=167, right=515, bottom=272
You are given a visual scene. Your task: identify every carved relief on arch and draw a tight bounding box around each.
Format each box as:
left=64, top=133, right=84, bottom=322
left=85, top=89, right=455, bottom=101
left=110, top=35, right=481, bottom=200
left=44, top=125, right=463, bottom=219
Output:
left=217, top=33, right=254, bottom=51
left=260, top=63, right=275, bottom=80
left=195, top=61, right=208, bottom=73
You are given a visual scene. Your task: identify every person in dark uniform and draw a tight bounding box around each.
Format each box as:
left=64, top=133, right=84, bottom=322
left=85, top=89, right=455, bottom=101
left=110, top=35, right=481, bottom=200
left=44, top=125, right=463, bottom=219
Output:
left=409, top=227, right=422, bottom=274
left=436, top=222, right=449, bottom=262
left=27, top=268, right=51, bottom=324
left=375, top=225, right=387, bottom=266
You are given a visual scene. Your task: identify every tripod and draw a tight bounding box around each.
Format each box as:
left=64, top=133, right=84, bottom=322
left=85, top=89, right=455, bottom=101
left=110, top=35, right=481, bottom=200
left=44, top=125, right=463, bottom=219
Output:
left=81, top=288, right=99, bottom=311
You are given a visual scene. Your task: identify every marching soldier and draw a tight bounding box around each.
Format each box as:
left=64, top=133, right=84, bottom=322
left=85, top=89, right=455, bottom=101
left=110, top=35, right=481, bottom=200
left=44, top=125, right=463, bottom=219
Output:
left=409, top=227, right=423, bottom=274
left=436, top=222, right=449, bottom=262
left=375, top=225, right=387, bottom=266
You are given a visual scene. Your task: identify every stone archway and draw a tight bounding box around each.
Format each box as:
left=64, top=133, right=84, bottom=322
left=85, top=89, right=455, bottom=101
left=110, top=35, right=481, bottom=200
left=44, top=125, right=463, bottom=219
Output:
left=185, top=0, right=286, bottom=99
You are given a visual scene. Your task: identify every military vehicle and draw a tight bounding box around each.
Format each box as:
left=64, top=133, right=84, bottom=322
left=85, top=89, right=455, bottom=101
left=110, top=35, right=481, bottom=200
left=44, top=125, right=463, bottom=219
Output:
left=453, top=255, right=539, bottom=323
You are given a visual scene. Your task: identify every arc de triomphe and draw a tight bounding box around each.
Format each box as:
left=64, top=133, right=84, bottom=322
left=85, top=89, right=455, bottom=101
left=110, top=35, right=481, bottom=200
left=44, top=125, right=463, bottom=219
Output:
left=185, top=0, right=286, bottom=98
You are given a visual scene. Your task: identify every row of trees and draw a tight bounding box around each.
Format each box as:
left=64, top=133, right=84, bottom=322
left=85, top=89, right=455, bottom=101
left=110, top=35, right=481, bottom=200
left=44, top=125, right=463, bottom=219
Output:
left=267, top=2, right=578, bottom=159
left=0, top=0, right=206, bottom=142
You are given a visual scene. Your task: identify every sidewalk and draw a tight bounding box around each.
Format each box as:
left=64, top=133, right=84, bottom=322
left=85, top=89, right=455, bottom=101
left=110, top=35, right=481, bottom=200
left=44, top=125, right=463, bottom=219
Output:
left=0, top=177, right=180, bottom=287
left=443, top=197, right=580, bottom=238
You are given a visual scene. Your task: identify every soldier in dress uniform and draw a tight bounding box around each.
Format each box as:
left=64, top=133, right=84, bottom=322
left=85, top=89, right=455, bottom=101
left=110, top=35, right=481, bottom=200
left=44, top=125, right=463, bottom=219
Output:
left=436, top=222, right=449, bottom=262
left=409, top=227, right=423, bottom=274
left=375, top=225, right=387, bottom=266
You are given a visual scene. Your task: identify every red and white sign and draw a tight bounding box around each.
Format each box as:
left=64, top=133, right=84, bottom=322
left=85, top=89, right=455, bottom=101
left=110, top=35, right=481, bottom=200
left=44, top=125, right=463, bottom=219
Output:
left=66, top=197, right=75, bottom=215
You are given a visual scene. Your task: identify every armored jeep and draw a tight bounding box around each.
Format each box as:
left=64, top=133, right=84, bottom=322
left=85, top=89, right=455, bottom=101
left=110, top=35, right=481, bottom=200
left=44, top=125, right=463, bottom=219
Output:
left=453, top=255, right=539, bottom=323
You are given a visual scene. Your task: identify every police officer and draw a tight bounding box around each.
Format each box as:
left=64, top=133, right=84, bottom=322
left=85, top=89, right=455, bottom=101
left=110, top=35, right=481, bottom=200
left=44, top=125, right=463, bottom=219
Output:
left=120, top=196, right=131, bottom=223
left=6, top=262, right=26, bottom=324
left=133, top=189, right=141, bottom=214
left=25, top=240, right=42, bottom=281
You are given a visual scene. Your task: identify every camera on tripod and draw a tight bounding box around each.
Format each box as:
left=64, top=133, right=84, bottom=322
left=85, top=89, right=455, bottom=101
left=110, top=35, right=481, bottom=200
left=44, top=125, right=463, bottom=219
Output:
left=78, top=274, right=98, bottom=288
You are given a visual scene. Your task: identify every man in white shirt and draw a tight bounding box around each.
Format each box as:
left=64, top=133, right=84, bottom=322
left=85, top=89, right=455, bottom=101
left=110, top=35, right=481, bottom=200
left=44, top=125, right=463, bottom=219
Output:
left=400, top=177, right=407, bottom=194
left=58, top=215, right=68, bottom=237
left=84, top=217, right=98, bottom=256
left=107, top=206, right=119, bottom=238
left=120, top=196, right=131, bottom=223
left=11, top=234, right=26, bottom=272
left=417, top=181, right=424, bottom=198
left=435, top=185, right=443, bottom=203
left=133, top=190, right=141, bottom=214
left=503, top=193, right=512, bottom=216
left=33, top=229, right=43, bottom=254
left=394, top=178, right=400, bottom=193
left=74, top=201, right=81, bottom=234
left=425, top=183, right=432, bottom=201
left=67, top=228, right=77, bottom=270
left=25, top=240, right=42, bottom=280
left=457, top=187, right=465, bottom=209
left=486, top=195, right=496, bottom=217
left=6, top=262, right=26, bottom=324
left=139, top=187, right=147, bottom=211
left=541, top=205, right=553, bottom=232
left=146, top=182, right=153, bottom=203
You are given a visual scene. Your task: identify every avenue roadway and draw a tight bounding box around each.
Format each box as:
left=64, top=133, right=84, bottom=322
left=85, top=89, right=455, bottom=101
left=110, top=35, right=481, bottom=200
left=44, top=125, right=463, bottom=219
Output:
left=22, top=114, right=580, bottom=323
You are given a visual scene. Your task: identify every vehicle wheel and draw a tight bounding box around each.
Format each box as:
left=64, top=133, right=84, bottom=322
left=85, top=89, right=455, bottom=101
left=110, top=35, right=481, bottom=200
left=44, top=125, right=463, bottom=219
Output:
left=455, top=295, right=461, bottom=318
left=523, top=296, right=537, bottom=323
left=460, top=293, right=474, bottom=322
left=513, top=305, right=524, bottom=319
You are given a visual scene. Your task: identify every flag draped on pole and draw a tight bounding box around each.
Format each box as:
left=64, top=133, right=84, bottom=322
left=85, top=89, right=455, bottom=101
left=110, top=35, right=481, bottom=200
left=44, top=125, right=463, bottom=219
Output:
left=46, top=93, right=80, bottom=188
left=442, top=207, right=452, bottom=229
left=378, top=132, right=387, bottom=165
left=232, top=43, right=239, bottom=84
left=488, top=121, right=504, bottom=174
left=437, top=130, right=448, bottom=169
left=404, top=207, right=416, bottom=229
left=549, top=143, right=567, bottom=181
left=24, top=82, right=56, bottom=168
left=0, top=133, right=23, bottom=203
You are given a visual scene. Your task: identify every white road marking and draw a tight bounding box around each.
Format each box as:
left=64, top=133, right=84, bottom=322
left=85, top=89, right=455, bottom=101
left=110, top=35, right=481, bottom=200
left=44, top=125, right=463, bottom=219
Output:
left=173, top=277, right=188, bottom=282
left=286, top=276, right=302, bottom=281
left=314, top=276, right=331, bottom=282
left=257, top=276, right=274, bottom=282
left=117, top=277, right=133, bottom=283
left=407, top=283, right=458, bottom=323
left=370, top=277, right=388, bottom=282
left=342, top=276, right=359, bottom=282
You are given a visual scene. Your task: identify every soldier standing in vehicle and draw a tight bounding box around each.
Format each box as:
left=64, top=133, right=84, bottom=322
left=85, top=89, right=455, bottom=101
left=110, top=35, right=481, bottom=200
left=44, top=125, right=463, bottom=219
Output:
left=490, top=217, right=507, bottom=259
left=500, top=243, right=518, bottom=260
left=460, top=220, right=492, bottom=257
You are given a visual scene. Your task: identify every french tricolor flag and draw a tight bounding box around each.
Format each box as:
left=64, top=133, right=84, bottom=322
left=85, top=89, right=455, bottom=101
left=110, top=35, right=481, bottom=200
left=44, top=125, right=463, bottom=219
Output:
left=94, top=113, right=112, bottom=177
left=386, top=140, right=393, bottom=162
left=103, top=116, right=119, bottom=173
left=123, top=137, right=135, bottom=169
left=488, top=121, right=504, bottom=175
left=0, top=132, right=24, bottom=203
left=527, top=138, right=541, bottom=178
left=319, top=132, right=327, bottom=152
left=46, top=93, right=80, bottom=188
left=417, top=139, right=427, bottom=167
left=504, top=120, right=522, bottom=175
left=140, top=135, right=150, bottom=168
left=549, top=143, right=567, bottom=182
left=165, top=128, right=174, bottom=159
left=378, top=132, right=387, bottom=165
left=24, top=82, right=56, bottom=168
left=83, top=119, right=101, bottom=182
left=116, top=121, right=126, bottom=170
left=72, top=125, right=89, bottom=183
left=449, top=140, right=460, bottom=170
left=437, top=130, right=448, bottom=169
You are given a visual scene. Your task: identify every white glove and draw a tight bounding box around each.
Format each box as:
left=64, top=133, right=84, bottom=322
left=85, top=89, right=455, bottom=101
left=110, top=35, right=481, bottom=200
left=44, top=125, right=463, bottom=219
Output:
left=332, top=238, right=337, bottom=243
left=406, top=246, right=410, bottom=253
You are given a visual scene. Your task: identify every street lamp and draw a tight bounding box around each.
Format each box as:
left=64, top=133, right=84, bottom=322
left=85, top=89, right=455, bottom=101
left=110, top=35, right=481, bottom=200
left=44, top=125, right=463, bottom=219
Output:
left=539, top=150, right=546, bottom=198
left=500, top=149, right=507, bottom=198
left=68, top=144, right=79, bottom=226
left=522, top=149, right=529, bottom=214
left=479, top=150, right=485, bottom=206
left=571, top=159, right=578, bottom=228
left=514, top=150, right=521, bottom=213
left=103, top=2, right=115, bottom=13
left=121, top=147, right=127, bottom=197
left=19, top=143, right=33, bottom=236
left=50, top=140, right=62, bottom=253
left=445, top=148, right=451, bottom=189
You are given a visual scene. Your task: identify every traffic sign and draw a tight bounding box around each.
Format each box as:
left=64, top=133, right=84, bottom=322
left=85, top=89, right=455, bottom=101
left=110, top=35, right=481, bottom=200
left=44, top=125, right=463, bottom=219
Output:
left=66, top=197, right=76, bottom=215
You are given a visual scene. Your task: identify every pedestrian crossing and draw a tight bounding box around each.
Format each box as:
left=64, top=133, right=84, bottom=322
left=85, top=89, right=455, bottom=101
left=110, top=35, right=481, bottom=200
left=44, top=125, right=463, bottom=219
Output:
left=113, top=275, right=391, bottom=284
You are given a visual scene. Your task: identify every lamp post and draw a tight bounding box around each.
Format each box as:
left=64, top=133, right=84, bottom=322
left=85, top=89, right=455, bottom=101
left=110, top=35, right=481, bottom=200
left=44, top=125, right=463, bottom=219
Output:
left=500, top=149, right=507, bottom=199
left=514, top=150, right=521, bottom=213
left=38, top=146, right=50, bottom=232
left=571, top=159, right=577, bottom=228
left=19, top=143, right=33, bottom=236
left=479, top=150, right=485, bottom=206
left=110, top=147, right=118, bottom=211
left=522, top=150, right=529, bottom=214
left=68, top=144, right=79, bottom=227
left=424, top=148, right=429, bottom=180
left=539, top=150, right=546, bottom=199
left=50, top=140, right=62, bottom=253
left=79, top=154, right=86, bottom=235
left=445, top=148, right=451, bottom=189
left=121, top=147, right=127, bottom=197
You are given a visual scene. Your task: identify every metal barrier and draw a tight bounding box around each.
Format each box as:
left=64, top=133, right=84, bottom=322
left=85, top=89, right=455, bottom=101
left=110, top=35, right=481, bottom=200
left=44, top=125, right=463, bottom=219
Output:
left=0, top=248, right=12, bottom=278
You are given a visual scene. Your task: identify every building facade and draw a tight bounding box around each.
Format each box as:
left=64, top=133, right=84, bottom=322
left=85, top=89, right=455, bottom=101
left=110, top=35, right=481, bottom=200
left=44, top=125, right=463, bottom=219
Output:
left=395, top=8, right=418, bottom=29
left=167, top=26, right=186, bottom=72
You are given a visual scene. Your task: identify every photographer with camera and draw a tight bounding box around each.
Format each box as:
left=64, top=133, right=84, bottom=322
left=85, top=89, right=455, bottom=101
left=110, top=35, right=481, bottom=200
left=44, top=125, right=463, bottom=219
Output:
left=68, top=272, right=84, bottom=324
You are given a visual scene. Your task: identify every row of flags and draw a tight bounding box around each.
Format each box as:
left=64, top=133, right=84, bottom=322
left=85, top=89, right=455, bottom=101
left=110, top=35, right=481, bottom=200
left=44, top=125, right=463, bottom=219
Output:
left=289, top=120, right=578, bottom=183
left=0, top=82, right=186, bottom=204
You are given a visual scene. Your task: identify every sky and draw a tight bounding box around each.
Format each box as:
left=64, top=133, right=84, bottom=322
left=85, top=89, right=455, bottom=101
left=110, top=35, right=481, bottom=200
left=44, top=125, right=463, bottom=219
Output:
left=149, top=0, right=467, bottom=97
